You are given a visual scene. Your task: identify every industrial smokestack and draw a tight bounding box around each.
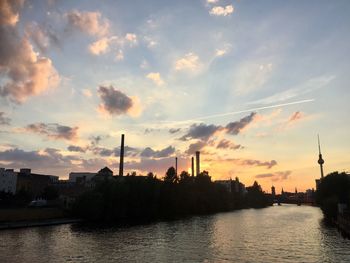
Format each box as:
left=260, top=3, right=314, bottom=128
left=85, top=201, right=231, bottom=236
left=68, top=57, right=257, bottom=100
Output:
left=196, top=151, right=200, bottom=176
left=191, top=157, right=194, bottom=177
left=175, top=157, right=178, bottom=176
left=119, top=134, right=125, bottom=176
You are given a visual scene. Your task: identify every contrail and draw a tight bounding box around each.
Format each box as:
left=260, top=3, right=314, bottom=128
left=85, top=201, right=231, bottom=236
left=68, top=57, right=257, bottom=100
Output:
left=159, top=99, right=315, bottom=126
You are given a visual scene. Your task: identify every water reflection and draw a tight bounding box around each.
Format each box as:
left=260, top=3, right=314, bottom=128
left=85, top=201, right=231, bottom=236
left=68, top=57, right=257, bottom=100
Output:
left=1, top=205, right=350, bottom=263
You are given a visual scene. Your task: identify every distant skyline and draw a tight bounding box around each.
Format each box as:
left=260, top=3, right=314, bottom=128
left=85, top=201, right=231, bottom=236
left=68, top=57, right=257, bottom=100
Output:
left=0, top=0, right=349, bottom=192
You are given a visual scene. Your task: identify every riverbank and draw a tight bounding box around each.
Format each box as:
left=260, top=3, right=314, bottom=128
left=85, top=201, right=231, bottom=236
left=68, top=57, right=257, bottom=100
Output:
left=335, top=213, right=350, bottom=238
left=0, top=218, right=82, bottom=230
left=0, top=207, right=81, bottom=230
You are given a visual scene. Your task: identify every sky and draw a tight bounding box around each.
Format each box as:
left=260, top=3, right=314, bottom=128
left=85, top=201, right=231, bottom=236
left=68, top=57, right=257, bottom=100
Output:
left=0, top=0, right=349, bottom=192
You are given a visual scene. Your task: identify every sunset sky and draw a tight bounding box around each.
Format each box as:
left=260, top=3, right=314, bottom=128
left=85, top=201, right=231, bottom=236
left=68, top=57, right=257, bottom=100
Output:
left=0, top=0, right=349, bottom=192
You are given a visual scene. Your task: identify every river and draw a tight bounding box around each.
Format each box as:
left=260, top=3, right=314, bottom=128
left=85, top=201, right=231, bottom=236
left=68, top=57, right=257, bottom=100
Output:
left=1, top=205, right=350, bottom=262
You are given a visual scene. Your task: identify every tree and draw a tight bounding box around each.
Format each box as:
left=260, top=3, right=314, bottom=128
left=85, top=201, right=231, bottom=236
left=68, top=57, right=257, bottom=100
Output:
left=316, top=171, right=350, bottom=220
left=164, top=167, right=178, bottom=183
left=179, top=171, right=191, bottom=183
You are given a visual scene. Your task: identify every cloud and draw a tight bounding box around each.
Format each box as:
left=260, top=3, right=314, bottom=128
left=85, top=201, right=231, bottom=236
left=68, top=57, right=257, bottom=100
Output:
left=91, top=145, right=139, bottom=158
left=169, top=128, right=181, bottom=134
left=185, top=140, right=206, bottom=155
left=0, top=146, right=112, bottom=174
left=98, top=85, right=139, bottom=116
left=0, top=4, right=60, bottom=103
left=89, top=135, right=104, bottom=146
left=67, top=145, right=86, bottom=153
left=125, top=33, right=137, bottom=46
left=225, top=112, right=257, bottom=135
left=0, top=0, right=24, bottom=26
left=0, top=147, right=78, bottom=169
left=26, top=22, right=61, bottom=53
left=209, top=5, right=234, bottom=16
left=175, top=52, right=200, bottom=71
left=82, top=89, right=93, bottom=98
left=91, top=146, right=114, bottom=157
left=207, top=0, right=219, bottom=3
left=146, top=72, right=165, bottom=86
left=144, top=128, right=160, bottom=134
left=288, top=111, right=304, bottom=122
left=216, top=139, right=242, bottom=150
left=0, top=112, right=11, bottom=125
left=178, top=112, right=256, bottom=143
left=240, top=159, right=277, bottom=169
left=140, top=146, right=175, bottom=158
left=87, top=33, right=138, bottom=57
left=125, top=156, right=188, bottom=176
left=279, top=111, right=307, bottom=131
left=66, top=10, right=109, bottom=37
left=88, top=37, right=110, bottom=55
left=256, top=171, right=291, bottom=181
left=180, top=123, right=221, bottom=141
left=24, top=123, right=78, bottom=141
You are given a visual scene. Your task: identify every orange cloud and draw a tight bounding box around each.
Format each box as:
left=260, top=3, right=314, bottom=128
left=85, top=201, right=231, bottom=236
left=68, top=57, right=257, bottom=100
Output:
left=288, top=111, right=304, bottom=122
left=0, top=0, right=24, bottom=26
left=0, top=1, right=59, bottom=103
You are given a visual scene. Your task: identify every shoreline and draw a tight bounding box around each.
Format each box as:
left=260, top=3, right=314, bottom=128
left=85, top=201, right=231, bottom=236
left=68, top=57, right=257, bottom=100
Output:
left=0, top=218, right=82, bottom=230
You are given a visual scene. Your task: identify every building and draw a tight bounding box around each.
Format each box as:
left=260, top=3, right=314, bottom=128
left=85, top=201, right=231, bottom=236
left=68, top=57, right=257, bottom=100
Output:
left=69, top=172, right=97, bottom=184
left=215, top=180, right=232, bottom=193
left=96, top=167, right=113, bottom=178
left=16, top=169, right=59, bottom=198
left=271, top=186, right=276, bottom=197
left=0, top=168, right=18, bottom=194
left=215, top=177, right=246, bottom=195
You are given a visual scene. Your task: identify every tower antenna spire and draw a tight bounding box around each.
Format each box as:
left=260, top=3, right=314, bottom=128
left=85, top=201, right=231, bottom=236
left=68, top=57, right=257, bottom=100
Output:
left=318, top=134, right=321, bottom=155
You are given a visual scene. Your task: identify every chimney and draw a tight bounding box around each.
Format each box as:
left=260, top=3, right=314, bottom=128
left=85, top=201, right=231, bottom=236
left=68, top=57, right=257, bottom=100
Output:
left=191, top=157, right=194, bottom=177
left=175, top=157, right=178, bottom=176
left=119, top=134, right=125, bottom=176
left=196, top=151, right=200, bottom=176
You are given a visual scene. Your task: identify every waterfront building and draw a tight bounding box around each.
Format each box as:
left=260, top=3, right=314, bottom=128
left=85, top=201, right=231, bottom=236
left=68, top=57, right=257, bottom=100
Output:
left=0, top=168, right=18, bottom=194
left=214, top=177, right=246, bottom=195
left=271, top=186, right=276, bottom=197
left=69, top=172, right=97, bottom=183
left=16, top=168, right=59, bottom=198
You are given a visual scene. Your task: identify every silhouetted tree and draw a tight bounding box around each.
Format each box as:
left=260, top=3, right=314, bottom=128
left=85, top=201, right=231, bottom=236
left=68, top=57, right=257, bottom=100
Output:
left=164, top=167, right=178, bottom=183
left=316, top=171, right=350, bottom=220
left=179, top=171, right=191, bottom=184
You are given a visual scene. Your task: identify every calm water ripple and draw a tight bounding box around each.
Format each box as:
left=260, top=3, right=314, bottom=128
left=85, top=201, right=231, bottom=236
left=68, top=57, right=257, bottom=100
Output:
left=1, top=205, right=350, bottom=262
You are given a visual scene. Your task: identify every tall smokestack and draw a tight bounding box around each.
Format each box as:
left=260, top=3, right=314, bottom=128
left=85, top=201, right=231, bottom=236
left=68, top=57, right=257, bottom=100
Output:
left=175, top=157, right=178, bottom=176
left=119, top=134, right=125, bottom=176
left=196, top=151, right=200, bottom=176
left=191, top=157, right=194, bottom=177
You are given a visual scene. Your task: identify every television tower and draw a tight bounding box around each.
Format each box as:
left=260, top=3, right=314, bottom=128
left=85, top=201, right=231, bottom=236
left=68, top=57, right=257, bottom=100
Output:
left=317, top=134, right=325, bottom=179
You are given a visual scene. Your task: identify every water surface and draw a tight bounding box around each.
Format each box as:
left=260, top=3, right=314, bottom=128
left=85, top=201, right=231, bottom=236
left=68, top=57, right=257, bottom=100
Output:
left=1, top=205, right=350, bottom=262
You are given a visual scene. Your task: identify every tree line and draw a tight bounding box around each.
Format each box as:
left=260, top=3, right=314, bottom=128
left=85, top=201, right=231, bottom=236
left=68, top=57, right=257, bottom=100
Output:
left=73, top=167, right=270, bottom=222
